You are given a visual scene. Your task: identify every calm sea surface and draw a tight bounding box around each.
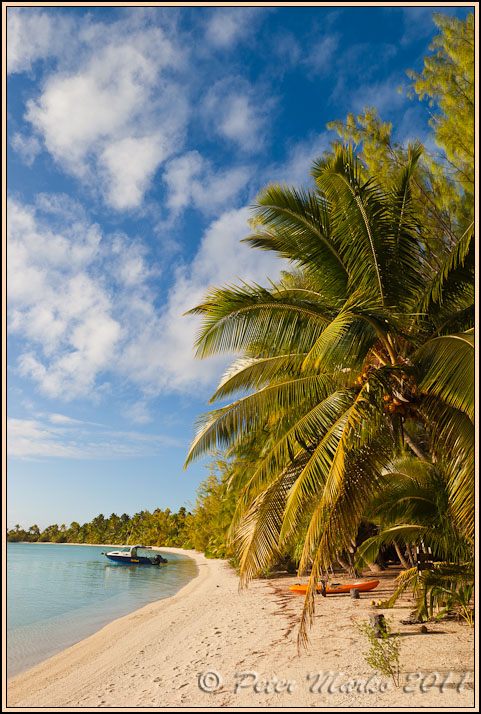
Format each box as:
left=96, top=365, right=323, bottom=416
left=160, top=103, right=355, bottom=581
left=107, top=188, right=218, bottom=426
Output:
left=7, top=542, right=197, bottom=678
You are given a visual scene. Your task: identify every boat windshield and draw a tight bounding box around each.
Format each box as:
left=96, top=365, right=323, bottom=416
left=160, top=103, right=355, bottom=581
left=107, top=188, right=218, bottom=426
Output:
left=136, top=548, right=154, bottom=558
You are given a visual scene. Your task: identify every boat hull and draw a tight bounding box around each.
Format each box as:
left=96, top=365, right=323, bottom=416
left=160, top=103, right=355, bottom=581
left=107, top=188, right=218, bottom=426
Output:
left=289, top=579, right=379, bottom=595
left=105, top=554, right=167, bottom=565
left=105, top=554, right=155, bottom=564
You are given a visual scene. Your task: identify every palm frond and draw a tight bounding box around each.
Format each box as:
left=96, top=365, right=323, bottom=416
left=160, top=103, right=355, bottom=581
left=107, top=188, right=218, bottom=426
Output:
left=184, top=373, right=334, bottom=467
left=416, top=332, right=474, bottom=420
left=188, top=283, right=332, bottom=359
left=246, top=183, right=349, bottom=296
left=419, top=221, right=474, bottom=313
left=235, top=453, right=309, bottom=586
left=313, top=146, right=390, bottom=305
left=210, top=353, right=306, bottom=402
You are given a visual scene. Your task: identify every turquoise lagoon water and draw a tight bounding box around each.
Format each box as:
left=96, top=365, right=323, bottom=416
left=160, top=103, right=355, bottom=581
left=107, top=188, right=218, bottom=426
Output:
left=7, top=542, right=197, bottom=678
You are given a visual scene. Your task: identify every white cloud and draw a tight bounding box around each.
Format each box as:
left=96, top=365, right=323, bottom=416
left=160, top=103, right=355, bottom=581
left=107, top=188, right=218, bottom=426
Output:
left=11, top=133, right=41, bottom=165
left=48, top=413, right=84, bottom=425
left=393, top=105, right=431, bottom=147
left=269, top=31, right=302, bottom=73
left=6, top=9, right=73, bottom=74
left=345, top=76, right=407, bottom=117
left=8, top=197, right=121, bottom=398
left=400, top=8, right=437, bottom=46
left=7, top=418, right=87, bottom=459
left=100, top=135, right=168, bottom=210
left=202, top=78, right=274, bottom=152
left=264, top=131, right=332, bottom=187
left=205, top=8, right=265, bottom=48
left=8, top=194, right=283, bottom=400
left=304, top=34, right=340, bottom=75
left=21, top=21, right=187, bottom=210
left=163, top=150, right=250, bottom=215
left=7, top=417, right=182, bottom=460
left=124, top=401, right=153, bottom=425
left=118, top=207, right=285, bottom=393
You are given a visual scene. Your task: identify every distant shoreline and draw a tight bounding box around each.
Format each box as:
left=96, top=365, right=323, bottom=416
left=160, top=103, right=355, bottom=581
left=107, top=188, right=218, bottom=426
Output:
left=10, top=541, right=178, bottom=549
left=11, top=541, right=109, bottom=546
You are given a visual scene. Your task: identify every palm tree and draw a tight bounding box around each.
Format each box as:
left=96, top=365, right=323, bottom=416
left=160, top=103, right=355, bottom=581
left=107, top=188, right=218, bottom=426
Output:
left=356, top=456, right=472, bottom=567
left=353, top=455, right=473, bottom=623
left=185, top=144, right=474, bottom=646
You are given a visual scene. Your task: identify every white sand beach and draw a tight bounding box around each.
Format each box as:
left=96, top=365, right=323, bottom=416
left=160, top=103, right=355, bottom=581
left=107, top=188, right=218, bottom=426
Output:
left=7, top=547, right=475, bottom=709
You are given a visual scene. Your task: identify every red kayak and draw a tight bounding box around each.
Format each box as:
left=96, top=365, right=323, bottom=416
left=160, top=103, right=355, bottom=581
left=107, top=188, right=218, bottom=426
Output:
left=289, top=579, right=379, bottom=595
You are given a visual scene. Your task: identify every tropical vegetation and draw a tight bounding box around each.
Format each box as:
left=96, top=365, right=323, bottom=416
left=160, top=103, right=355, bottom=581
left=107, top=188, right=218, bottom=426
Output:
left=184, top=12, right=475, bottom=644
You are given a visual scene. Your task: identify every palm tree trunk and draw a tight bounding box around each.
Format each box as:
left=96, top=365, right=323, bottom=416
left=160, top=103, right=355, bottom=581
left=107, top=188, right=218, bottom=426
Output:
left=393, top=539, right=409, bottom=569
left=403, top=432, right=428, bottom=461
left=337, top=556, right=351, bottom=574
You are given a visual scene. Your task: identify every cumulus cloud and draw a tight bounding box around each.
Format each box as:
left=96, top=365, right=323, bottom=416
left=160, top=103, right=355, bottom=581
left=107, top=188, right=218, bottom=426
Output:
left=19, top=17, right=187, bottom=210
left=99, top=135, right=169, bottom=210
left=348, top=76, right=407, bottom=117
left=10, top=133, right=41, bottom=166
left=202, top=77, right=274, bottom=152
left=163, top=150, right=250, bottom=215
left=6, top=8, right=74, bottom=74
left=8, top=195, right=283, bottom=400
left=9, top=9, right=277, bottom=213
left=264, top=131, right=332, bottom=186
left=8, top=197, right=125, bottom=398
left=117, top=206, right=285, bottom=394
left=204, top=7, right=265, bottom=48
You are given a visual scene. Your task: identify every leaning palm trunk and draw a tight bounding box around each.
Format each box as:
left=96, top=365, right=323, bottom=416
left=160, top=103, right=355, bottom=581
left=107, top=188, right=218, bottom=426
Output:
left=393, top=540, right=409, bottom=569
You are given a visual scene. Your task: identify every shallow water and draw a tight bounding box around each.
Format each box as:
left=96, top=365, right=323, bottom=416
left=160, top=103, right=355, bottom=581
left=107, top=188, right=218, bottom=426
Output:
left=7, top=542, right=197, bottom=678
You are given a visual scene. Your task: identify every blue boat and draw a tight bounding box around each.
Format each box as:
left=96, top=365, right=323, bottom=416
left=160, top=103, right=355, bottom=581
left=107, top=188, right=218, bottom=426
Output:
left=104, top=545, right=168, bottom=565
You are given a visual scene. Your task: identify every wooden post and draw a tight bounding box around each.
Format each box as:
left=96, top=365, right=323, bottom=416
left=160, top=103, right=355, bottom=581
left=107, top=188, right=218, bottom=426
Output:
left=369, top=614, right=387, bottom=637
left=350, top=588, right=360, bottom=599
left=319, top=579, right=327, bottom=597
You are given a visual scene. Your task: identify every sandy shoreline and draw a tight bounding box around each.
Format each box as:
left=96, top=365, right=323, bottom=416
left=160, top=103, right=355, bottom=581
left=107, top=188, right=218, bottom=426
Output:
left=7, top=547, right=476, bottom=709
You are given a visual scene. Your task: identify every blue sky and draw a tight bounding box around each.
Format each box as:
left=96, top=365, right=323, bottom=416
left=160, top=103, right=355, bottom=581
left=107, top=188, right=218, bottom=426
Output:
left=7, top=5, right=472, bottom=529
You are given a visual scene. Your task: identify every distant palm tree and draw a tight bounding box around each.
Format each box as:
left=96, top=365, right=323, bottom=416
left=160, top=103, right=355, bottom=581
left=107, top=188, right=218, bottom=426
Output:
left=185, top=145, right=474, bottom=645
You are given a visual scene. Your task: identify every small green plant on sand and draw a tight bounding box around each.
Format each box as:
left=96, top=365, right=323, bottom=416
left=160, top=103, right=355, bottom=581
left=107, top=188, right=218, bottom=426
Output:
left=433, top=582, right=474, bottom=627
left=355, top=617, right=401, bottom=687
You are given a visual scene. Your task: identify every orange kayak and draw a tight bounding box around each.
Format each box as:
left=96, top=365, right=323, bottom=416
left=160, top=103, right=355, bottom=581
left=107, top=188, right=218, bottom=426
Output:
left=289, top=579, right=379, bottom=595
